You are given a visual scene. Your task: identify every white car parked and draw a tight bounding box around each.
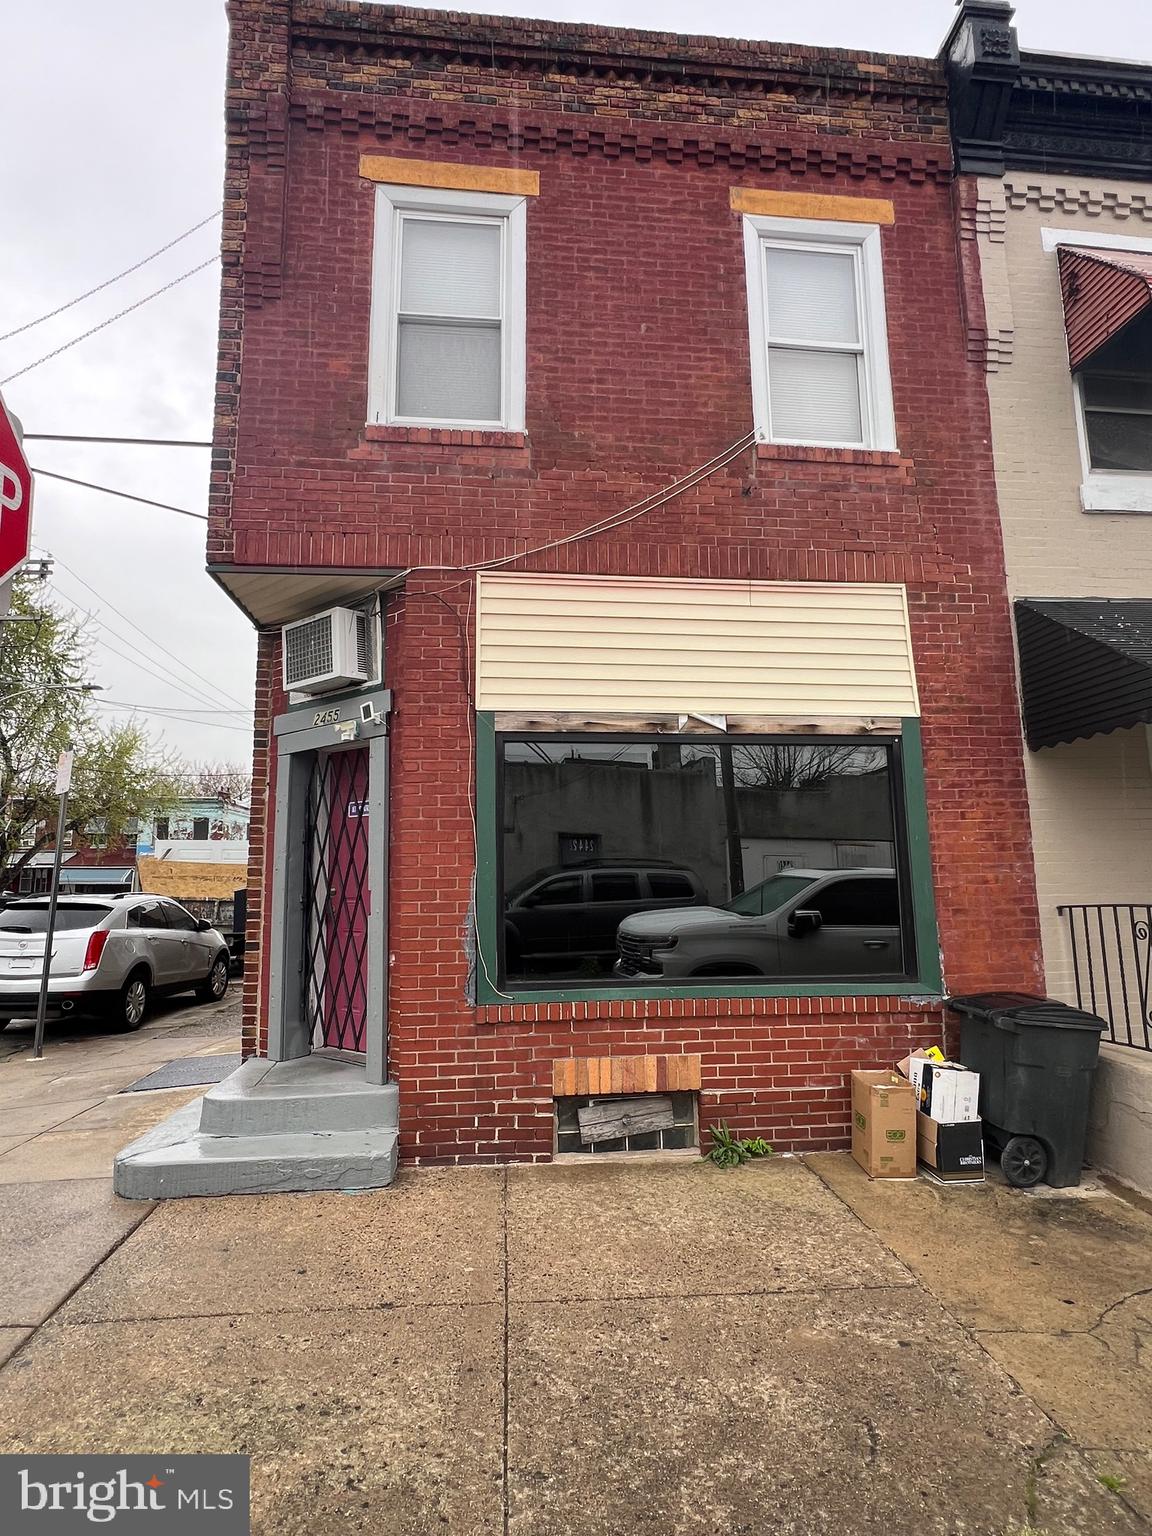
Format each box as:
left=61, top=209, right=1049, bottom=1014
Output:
left=0, top=895, right=231, bottom=1031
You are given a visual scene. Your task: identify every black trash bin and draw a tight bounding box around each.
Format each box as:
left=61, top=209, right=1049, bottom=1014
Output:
left=946, top=992, right=1106, bottom=1189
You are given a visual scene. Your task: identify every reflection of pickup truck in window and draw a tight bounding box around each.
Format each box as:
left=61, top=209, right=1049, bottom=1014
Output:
left=504, top=863, right=707, bottom=971
left=614, top=868, right=903, bottom=981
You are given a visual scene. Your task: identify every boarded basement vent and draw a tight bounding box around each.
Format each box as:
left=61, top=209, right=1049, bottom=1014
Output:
left=556, top=1092, right=698, bottom=1155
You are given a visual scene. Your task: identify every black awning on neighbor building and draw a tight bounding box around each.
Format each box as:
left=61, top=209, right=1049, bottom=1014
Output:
left=1015, top=599, right=1152, bottom=750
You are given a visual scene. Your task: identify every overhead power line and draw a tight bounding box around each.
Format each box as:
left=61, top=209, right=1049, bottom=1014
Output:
left=97, top=699, right=252, bottom=735
left=51, top=586, right=239, bottom=713
left=53, top=556, right=251, bottom=711
left=86, top=629, right=233, bottom=711
left=25, top=434, right=212, bottom=448
left=100, top=700, right=252, bottom=715
left=30, top=468, right=207, bottom=522
left=1, top=254, right=220, bottom=386
left=0, top=210, right=221, bottom=343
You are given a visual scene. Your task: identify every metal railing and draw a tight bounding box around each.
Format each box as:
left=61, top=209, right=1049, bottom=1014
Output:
left=1057, top=904, right=1152, bottom=1051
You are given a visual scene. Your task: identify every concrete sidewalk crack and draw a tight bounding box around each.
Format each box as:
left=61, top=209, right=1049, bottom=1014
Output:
left=1087, top=1286, right=1152, bottom=1337
left=45, top=1277, right=922, bottom=1330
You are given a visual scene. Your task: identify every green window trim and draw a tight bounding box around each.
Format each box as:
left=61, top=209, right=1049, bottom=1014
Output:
left=472, top=713, right=942, bottom=1007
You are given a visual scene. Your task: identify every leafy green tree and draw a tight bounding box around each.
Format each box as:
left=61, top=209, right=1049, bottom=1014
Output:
left=0, top=579, right=181, bottom=884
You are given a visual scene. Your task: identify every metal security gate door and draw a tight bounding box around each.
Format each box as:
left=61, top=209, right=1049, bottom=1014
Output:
left=303, top=746, right=371, bottom=1053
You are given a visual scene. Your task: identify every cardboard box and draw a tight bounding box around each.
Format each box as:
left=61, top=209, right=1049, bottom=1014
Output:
left=896, top=1046, right=945, bottom=1082
left=898, top=1051, right=934, bottom=1101
left=919, top=1063, right=981, bottom=1123
left=916, top=1112, right=985, bottom=1182
left=951, top=1070, right=980, bottom=1123
left=850, top=1070, right=917, bottom=1179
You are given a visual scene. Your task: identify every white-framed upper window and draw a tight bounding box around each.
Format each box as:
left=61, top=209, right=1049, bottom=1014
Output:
left=368, top=184, right=527, bottom=431
left=1044, top=229, right=1152, bottom=513
left=1075, top=310, right=1152, bottom=476
left=742, top=216, right=897, bottom=451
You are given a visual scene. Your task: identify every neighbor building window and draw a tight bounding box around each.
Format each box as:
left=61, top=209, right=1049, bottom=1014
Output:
left=498, top=734, right=916, bottom=989
left=154, top=818, right=169, bottom=841
left=1077, top=307, right=1152, bottom=474
left=369, top=184, right=527, bottom=430
left=742, top=216, right=896, bottom=450
left=191, top=817, right=210, bottom=840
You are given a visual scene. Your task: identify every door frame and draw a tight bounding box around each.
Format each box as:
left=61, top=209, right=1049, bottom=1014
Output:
left=265, top=689, right=392, bottom=1085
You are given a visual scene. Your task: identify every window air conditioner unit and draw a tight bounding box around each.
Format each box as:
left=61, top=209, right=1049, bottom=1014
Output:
left=281, top=607, right=372, bottom=695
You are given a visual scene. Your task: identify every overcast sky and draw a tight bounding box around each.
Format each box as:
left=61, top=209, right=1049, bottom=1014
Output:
left=1, top=0, right=1145, bottom=764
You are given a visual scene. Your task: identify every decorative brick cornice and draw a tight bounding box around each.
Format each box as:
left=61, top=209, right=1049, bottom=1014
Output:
left=1016, top=65, right=1152, bottom=106
left=1003, top=181, right=1152, bottom=222
left=292, top=3, right=945, bottom=108
left=286, top=97, right=953, bottom=185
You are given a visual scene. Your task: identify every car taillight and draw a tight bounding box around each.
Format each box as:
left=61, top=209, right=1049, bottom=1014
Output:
left=83, top=931, right=109, bottom=971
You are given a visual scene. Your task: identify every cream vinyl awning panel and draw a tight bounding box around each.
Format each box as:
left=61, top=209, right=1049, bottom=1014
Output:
left=475, top=574, right=920, bottom=716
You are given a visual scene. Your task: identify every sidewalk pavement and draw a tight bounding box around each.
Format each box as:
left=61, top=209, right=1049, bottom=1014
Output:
left=0, top=992, right=241, bottom=1356
left=0, top=1026, right=1149, bottom=1536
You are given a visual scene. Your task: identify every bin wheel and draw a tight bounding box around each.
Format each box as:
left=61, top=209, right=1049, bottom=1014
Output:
left=1001, top=1136, right=1048, bottom=1189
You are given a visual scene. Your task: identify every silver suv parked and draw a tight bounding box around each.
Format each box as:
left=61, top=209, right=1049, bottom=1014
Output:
left=615, top=868, right=903, bottom=981
left=0, top=895, right=231, bottom=1031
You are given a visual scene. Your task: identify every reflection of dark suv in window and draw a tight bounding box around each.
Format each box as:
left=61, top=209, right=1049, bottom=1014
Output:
left=504, top=863, right=707, bottom=972
left=615, top=868, right=903, bottom=980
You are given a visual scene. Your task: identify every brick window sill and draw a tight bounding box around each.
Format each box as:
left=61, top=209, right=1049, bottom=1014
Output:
left=362, top=425, right=527, bottom=449
left=475, top=984, right=944, bottom=1016
left=755, top=442, right=910, bottom=470
left=351, top=424, right=530, bottom=466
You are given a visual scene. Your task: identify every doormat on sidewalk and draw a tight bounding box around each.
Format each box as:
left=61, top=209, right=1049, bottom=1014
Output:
left=120, top=1053, right=244, bottom=1093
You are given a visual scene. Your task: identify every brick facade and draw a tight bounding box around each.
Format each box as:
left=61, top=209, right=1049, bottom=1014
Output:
left=218, top=2, right=1044, bottom=1163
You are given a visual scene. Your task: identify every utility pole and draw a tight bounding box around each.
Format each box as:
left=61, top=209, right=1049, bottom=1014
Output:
left=31, top=748, right=74, bottom=1061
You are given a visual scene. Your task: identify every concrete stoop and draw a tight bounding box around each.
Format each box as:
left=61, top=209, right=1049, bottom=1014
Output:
left=113, top=1056, right=399, bottom=1200
left=1088, top=1041, right=1152, bottom=1198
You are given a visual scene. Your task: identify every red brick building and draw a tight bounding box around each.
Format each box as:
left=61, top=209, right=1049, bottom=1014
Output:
left=203, top=1, right=1044, bottom=1178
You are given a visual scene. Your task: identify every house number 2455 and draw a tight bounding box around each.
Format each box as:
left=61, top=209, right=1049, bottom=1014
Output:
left=312, top=708, right=341, bottom=726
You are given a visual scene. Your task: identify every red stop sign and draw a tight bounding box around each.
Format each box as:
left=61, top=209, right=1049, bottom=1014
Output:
left=0, top=389, right=32, bottom=586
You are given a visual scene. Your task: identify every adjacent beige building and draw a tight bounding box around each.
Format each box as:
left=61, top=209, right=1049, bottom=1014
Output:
left=945, top=0, right=1152, bottom=1191
left=969, top=173, right=1152, bottom=1004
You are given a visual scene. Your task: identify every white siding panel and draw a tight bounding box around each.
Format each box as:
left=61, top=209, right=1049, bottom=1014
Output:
left=475, top=575, right=919, bottom=716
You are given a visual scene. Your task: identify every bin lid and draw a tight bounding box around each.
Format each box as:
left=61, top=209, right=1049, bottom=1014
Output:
left=998, top=1003, right=1106, bottom=1032
left=947, top=992, right=1106, bottom=1032
left=946, top=992, right=1047, bottom=1017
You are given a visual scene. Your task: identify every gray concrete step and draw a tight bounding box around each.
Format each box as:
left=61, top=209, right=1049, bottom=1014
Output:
left=113, top=1100, right=399, bottom=1200
left=199, top=1056, right=399, bottom=1137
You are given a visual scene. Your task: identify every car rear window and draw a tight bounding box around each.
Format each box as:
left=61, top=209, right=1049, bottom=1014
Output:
left=0, top=904, right=112, bottom=933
